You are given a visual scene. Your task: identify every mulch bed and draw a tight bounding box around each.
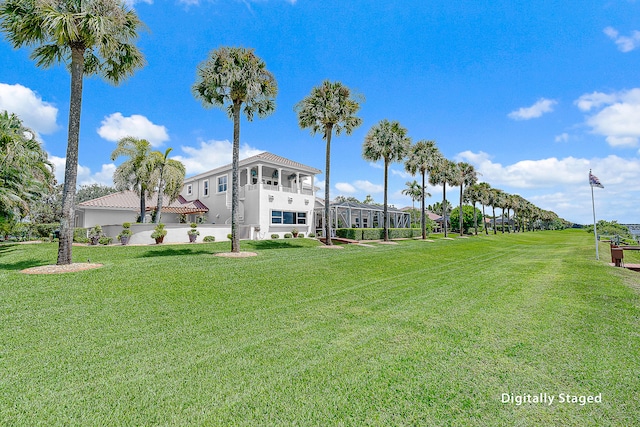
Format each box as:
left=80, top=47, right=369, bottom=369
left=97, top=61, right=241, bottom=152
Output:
left=21, top=263, right=103, bottom=275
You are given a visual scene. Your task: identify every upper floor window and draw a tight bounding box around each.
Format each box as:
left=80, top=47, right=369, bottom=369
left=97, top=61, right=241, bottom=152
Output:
left=218, top=175, right=228, bottom=193
left=203, top=180, right=209, bottom=196
left=187, top=184, right=193, bottom=196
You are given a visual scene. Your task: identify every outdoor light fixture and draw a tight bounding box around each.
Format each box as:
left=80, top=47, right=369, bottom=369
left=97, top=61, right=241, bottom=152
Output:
left=269, top=195, right=274, bottom=202
left=304, top=199, right=309, bottom=205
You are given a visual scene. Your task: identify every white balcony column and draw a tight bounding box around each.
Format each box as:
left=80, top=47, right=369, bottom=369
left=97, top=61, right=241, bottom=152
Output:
left=258, top=164, right=263, bottom=186
left=245, top=167, right=250, bottom=186
left=296, top=172, right=301, bottom=193
left=278, top=168, right=283, bottom=190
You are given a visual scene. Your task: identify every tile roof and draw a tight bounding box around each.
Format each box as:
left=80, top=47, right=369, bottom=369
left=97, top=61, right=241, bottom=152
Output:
left=78, top=191, right=208, bottom=214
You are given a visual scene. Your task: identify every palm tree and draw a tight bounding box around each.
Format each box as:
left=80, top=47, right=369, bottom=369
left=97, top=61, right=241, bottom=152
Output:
left=1, top=0, right=146, bottom=264
left=405, top=139, right=441, bottom=239
left=454, top=162, right=477, bottom=236
left=295, top=81, right=363, bottom=245
left=488, top=188, right=504, bottom=235
left=429, top=158, right=457, bottom=237
left=402, top=180, right=422, bottom=212
left=193, top=47, right=277, bottom=253
left=0, top=110, right=53, bottom=218
left=149, top=148, right=186, bottom=223
left=362, top=120, right=411, bottom=242
left=111, top=137, right=153, bottom=223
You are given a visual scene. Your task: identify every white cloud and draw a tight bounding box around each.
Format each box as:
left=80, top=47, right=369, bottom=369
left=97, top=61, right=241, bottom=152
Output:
left=575, top=88, right=640, bottom=147
left=0, top=83, right=59, bottom=136
left=172, top=139, right=263, bottom=176
left=390, top=168, right=411, bottom=179
left=97, top=113, right=169, bottom=147
left=455, top=150, right=640, bottom=224
left=604, top=26, right=640, bottom=52
left=508, top=98, right=557, bottom=120
left=354, top=180, right=383, bottom=193
left=554, top=133, right=570, bottom=143
left=48, top=155, right=116, bottom=187
left=335, top=182, right=356, bottom=193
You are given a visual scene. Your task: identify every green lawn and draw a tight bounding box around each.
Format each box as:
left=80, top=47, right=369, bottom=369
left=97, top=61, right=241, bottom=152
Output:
left=1, top=230, right=639, bottom=426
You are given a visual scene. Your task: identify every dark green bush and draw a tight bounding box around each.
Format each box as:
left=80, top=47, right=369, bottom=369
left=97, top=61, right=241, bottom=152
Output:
left=284, top=233, right=293, bottom=239
left=336, top=228, right=421, bottom=240
left=271, top=234, right=279, bottom=239
left=203, top=235, right=215, bottom=242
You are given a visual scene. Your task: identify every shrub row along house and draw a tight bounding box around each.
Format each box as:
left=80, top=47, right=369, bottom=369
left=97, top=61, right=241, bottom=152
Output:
left=76, top=152, right=324, bottom=243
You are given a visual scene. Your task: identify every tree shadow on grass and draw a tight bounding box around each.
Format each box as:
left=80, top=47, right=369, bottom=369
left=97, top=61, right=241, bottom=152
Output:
left=1, top=259, right=52, bottom=271
left=137, top=247, right=214, bottom=258
left=244, top=240, right=310, bottom=250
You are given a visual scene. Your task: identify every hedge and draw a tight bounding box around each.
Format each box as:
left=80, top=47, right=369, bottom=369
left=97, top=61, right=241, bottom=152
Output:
left=335, top=228, right=422, bottom=240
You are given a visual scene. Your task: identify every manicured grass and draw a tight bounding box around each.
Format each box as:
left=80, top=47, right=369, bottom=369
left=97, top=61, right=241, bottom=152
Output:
left=1, top=231, right=639, bottom=426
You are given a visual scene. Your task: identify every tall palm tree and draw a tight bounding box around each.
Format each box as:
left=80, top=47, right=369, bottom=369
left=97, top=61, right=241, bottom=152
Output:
left=193, top=47, right=277, bottom=253
left=405, top=139, right=441, bottom=239
left=1, top=0, right=146, bottom=264
left=295, top=81, right=363, bottom=245
left=429, top=158, right=457, bottom=237
left=149, top=148, right=186, bottom=224
left=111, top=136, right=153, bottom=223
left=454, top=162, right=477, bottom=236
left=0, top=110, right=53, bottom=218
left=363, top=120, right=411, bottom=242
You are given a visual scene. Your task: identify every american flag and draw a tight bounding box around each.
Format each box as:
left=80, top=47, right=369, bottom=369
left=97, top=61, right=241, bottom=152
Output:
left=589, top=171, right=604, bottom=188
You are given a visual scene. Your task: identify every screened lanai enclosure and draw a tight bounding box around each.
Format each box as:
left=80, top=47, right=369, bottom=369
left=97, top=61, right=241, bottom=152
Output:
left=314, top=201, right=411, bottom=237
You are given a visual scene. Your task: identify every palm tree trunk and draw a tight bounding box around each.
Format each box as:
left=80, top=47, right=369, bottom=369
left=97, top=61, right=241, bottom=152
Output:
left=139, top=191, right=146, bottom=223
left=155, top=172, right=165, bottom=224
left=57, top=46, right=84, bottom=265
left=421, top=171, right=426, bottom=239
left=442, top=186, right=448, bottom=238
left=473, top=201, right=478, bottom=235
left=231, top=101, right=241, bottom=252
left=482, top=203, right=488, bottom=235
left=459, top=185, right=463, bottom=236
left=383, top=158, right=389, bottom=242
left=324, top=125, right=333, bottom=246
left=501, top=208, right=505, bottom=234
left=492, top=206, right=497, bottom=235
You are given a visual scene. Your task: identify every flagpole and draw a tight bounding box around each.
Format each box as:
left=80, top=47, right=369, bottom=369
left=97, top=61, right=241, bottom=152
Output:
left=590, top=171, right=599, bottom=260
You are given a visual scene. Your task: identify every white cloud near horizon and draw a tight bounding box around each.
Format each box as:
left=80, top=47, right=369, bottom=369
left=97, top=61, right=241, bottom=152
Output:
left=0, top=83, right=59, bottom=137
left=508, top=98, right=557, bottom=120
left=97, top=113, right=169, bottom=147
left=455, top=150, right=640, bottom=224
left=49, top=155, right=116, bottom=187
left=172, top=139, right=263, bottom=176
left=575, top=88, right=640, bottom=148
left=604, top=26, right=640, bottom=52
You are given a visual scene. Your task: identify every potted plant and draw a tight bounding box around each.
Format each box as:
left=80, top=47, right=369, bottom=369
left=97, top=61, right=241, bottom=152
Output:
left=88, top=225, right=102, bottom=245
left=151, top=223, right=167, bottom=244
left=291, top=228, right=299, bottom=238
left=187, top=222, right=199, bottom=243
left=117, top=222, right=132, bottom=245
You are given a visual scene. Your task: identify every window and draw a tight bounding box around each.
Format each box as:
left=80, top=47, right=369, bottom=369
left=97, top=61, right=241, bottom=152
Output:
left=203, top=180, right=209, bottom=196
left=271, top=211, right=307, bottom=225
left=218, top=175, right=228, bottom=193
left=187, top=184, right=192, bottom=196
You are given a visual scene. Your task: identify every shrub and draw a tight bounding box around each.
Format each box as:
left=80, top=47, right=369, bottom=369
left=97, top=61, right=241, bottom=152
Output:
left=227, top=233, right=232, bottom=240
left=335, top=228, right=421, bottom=240
left=73, top=228, right=89, bottom=243
left=151, top=223, right=167, bottom=239
left=308, top=233, right=316, bottom=238
left=203, top=235, right=215, bottom=242
left=98, top=236, right=112, bottom=245
left=271, top=234, right=279, bottom=239
left=298, top=233, right=304, bottom=238
left=284, top=233, right=293, bottom=238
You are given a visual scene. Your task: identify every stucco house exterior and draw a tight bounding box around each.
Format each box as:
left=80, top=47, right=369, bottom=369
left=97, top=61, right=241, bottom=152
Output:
left=76, top=152, right=322, bottom=243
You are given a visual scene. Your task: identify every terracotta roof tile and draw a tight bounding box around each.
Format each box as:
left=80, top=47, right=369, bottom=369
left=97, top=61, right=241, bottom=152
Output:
left=78, top=191, right=208, bottom=214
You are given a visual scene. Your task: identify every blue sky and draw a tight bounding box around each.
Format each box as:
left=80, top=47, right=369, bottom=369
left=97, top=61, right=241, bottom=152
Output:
left=1, top=0, right=640, bottom=225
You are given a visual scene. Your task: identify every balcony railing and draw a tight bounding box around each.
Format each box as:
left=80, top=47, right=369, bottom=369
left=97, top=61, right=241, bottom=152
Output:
left=241, top=183, right=314, bottom=196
